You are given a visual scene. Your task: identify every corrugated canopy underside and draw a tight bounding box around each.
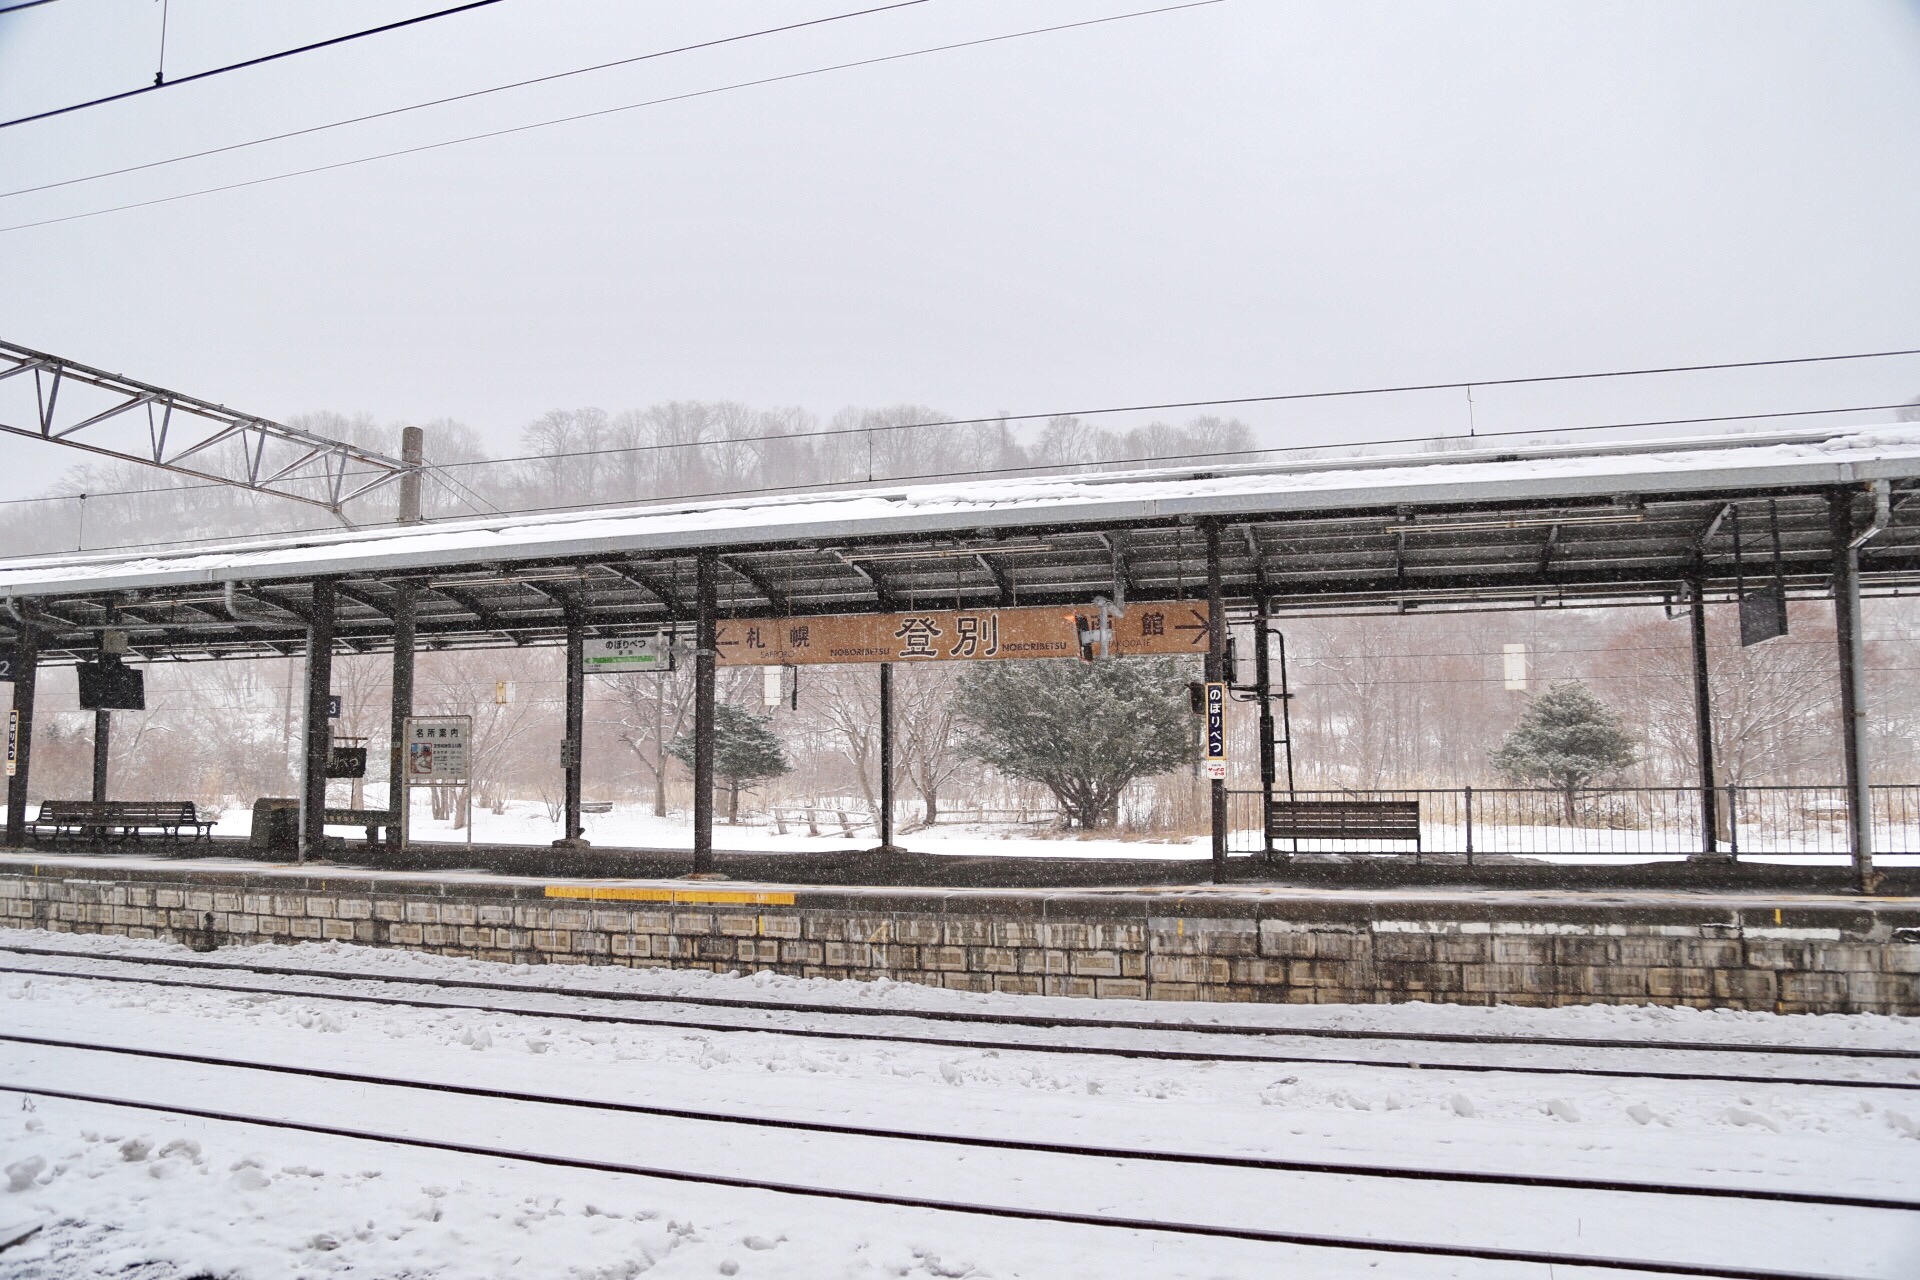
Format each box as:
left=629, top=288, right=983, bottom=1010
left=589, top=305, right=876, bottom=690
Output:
left=4, top=427, right=1919, bottom=661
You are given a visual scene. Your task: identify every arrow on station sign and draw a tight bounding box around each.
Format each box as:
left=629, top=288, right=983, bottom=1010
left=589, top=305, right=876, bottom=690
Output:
left=1175, top=610, right=1210, bottom=646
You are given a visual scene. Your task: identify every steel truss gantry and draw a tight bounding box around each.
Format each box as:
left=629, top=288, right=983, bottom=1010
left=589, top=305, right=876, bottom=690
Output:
left=0, top=339, right=417, bottom=514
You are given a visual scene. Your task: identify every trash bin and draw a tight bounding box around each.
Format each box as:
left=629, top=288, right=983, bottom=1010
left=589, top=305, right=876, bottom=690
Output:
left=250, top=798, right=299, bottom=852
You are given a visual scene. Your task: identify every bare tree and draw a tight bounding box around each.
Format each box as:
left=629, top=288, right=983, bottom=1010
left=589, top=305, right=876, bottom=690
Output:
left=1599, top=607, right=1840, bottom=786
left=601, top=665, right=698, bottom=816
left=893, top=664, right=969, bottom=826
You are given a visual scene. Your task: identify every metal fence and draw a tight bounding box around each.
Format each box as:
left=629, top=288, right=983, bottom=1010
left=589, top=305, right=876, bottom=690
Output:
left=1227, top=785, right=1920, bottom=860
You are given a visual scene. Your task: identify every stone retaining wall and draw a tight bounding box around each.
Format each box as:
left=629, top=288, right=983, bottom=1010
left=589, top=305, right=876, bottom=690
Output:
left=3, top=862, right=1917, bottom=1014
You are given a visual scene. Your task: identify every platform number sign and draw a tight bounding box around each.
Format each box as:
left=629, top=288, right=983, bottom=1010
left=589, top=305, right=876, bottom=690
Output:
left=1203, top=681, right=1227, bottom=781
left=0, top=645, right=14, bottom=682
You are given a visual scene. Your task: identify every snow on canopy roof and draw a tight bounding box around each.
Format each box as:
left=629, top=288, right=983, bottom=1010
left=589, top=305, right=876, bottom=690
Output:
left=2, top=424, right=1917, bottom=599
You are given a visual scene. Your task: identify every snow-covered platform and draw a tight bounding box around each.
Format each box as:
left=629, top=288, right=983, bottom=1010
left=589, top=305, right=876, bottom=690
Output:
left=4, top=849, right=1917, bottom=1015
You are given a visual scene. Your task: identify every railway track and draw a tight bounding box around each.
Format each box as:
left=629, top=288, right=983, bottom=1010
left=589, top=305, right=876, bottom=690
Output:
left=5, top=940, right=1910, bottom=1059
left=4, top=946, right=1916, bottom=1091
left=6, top=1029, right=1908, bottom=1213
left=0, top=1039, right=1895, bottom=1280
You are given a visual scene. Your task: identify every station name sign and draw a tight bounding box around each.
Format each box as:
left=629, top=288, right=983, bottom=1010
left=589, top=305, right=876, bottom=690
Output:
left=715, top=602, right=1211, bottom=666
left=585, top=635, right=673, bottom=672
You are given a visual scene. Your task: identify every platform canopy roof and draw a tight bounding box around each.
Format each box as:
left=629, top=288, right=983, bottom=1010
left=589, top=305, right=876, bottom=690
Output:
left=2, top=425, right=1918, bottom=661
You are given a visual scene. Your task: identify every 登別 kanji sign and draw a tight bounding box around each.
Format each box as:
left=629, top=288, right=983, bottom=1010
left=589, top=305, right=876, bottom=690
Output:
left=714, top=602, right=1210, bottom=666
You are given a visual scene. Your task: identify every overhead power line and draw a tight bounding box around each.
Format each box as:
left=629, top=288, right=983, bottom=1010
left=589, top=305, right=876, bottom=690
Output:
left=0, top=0, right=515, bottom=131
left=0, top=0, right=64, bottom=15
left=7, top=394, right=1917, bottom=560
left=0, top=0, right=936, bottom=203
left=0, top=1, right=1225, bottom=235
left=0, top=340, right=1913, bottom=513
left=435, top=396, right=1920, bottom=473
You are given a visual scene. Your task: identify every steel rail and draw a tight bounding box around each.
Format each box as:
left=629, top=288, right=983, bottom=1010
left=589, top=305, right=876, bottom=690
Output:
left=3, top=1029, right=1912, bottom=1214
left=0, top=1081, right=1870, bottom=1280
left=4, top=959, right=1917, bottom=1092
left=3, top=943, right=1914, bottom=1060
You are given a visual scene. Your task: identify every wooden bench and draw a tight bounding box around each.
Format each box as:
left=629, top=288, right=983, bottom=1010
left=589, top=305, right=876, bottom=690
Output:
left=324, top=808, right=399, bottom=847
left=29, top=800, right=213, bottom=846
left=1268, top=799, right=1421, bottom=853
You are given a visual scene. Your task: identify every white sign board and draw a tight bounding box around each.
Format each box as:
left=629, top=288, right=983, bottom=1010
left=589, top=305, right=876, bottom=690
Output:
left=404, top=715, right=471, bottom=782
left=5, top=709, right=15, bottom=778
left=1502, top=643, right=1530, bottom=692
left=585, top=635, right=673, bottom=673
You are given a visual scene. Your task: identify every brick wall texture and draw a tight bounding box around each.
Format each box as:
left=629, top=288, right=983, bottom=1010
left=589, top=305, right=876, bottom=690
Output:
left=3, top=866, right=1916, bottom=1014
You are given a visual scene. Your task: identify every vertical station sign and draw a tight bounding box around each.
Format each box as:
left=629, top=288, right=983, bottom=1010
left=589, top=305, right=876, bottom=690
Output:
left=404, top=715, right=472, bottom=782
left=5, top=709, right=16, bottom=778
left=1202, top=681, right=1227, bottom=780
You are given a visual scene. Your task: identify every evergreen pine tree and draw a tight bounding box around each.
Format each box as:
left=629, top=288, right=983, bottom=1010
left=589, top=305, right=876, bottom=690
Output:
left=670, top=703, right=791, bottom=824
left=952, top=656, right=1193, bottom=829
left=1491, top=680, right=1639, bottom=824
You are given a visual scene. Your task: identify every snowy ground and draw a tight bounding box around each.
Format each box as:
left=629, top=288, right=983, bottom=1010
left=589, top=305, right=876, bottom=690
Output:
left=211, top=799, right=1216, bottom=862
left=3, top=929, right=1919, bottom=1277
left=208, top=799, right=1920, bottom=866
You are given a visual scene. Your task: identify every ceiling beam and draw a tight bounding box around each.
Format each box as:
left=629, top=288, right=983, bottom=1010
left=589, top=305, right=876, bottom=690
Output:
left=719, top=555, right=791, bottom=614
left=603, top=561, right=688, bottom=619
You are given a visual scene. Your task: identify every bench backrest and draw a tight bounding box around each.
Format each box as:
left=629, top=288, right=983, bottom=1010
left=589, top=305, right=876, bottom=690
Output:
left=39, top=800, right=199, bottom=822
left=1268, top=799, right=1420, bottom=839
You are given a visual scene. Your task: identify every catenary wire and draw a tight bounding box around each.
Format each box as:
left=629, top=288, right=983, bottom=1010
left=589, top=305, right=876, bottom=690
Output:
left=0, top=0, right=64, bottom=13
left=0, top=381, right=1911, bottom=516
left=0, top=0, right=937, bottom=202
left=0, top=2, right=1228, bottom=234
left=427, top=398, right=1920, bottom=473
left=0, top=349, right=1911, bottom=507
left=266, top=400, right=1920, bottom=535
left=0, top=0, right=517, bottom=131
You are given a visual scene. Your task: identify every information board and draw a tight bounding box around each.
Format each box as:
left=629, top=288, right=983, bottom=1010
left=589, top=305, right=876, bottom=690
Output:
left=5, top=709, right=16, bottom=778
left=403, top=715, right=471, bottom=782
left=585, top=635, right=674, bottom=672
left=1202, top=681, right=1227, bottom=781
left=715, top=602, right=1211, bottom=667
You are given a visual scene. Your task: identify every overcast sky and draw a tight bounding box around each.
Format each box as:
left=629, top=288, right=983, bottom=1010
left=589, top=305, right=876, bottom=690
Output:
left=1, top=0, right=1917, bottom=503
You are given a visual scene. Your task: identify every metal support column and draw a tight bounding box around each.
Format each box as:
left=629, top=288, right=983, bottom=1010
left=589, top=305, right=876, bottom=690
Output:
left=90, top=708, right=110, bottom=803
left=300, top=578, right=337, bottom=865
left=397, top=426, right=424, bottom=524
left=878, top=661, right=896, bottom=852
left=386, top=582, right=416, bottom=853
left=1254, top=597, right=1276, bottom=857
left=1686, top=574, right=1719, bottom=856
left=1204, top=521, right=1227, bottom=881
left=692, top=552, right=718, bottom=876
left=5, top=613, right=37, bottom=847
left=91, top=603, right=114, bottom=803
left=1829, top=490, right=1876, bottom=892
left=558, top=612, right=588, bottom=846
